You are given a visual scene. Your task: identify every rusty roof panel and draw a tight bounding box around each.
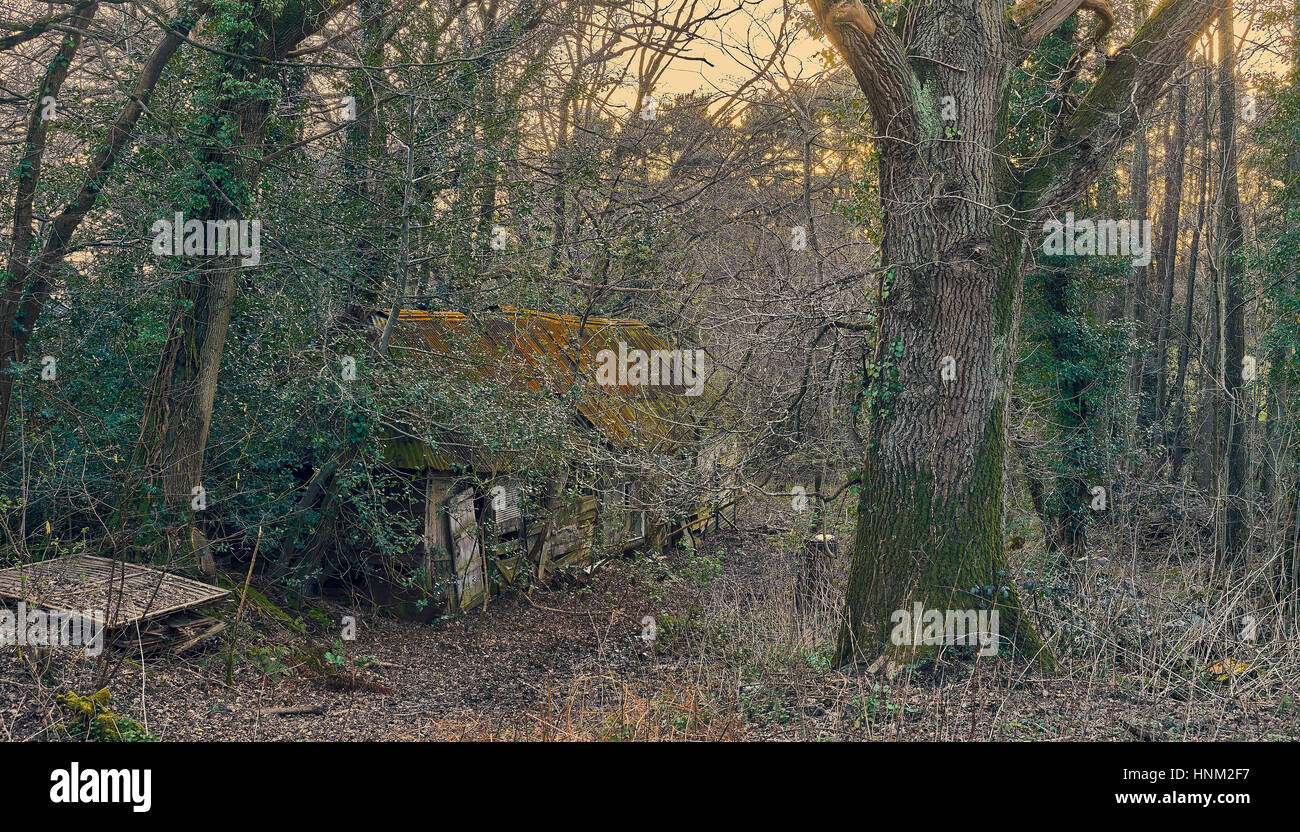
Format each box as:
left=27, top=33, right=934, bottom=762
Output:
left=382, top=308, right=700, bottom=456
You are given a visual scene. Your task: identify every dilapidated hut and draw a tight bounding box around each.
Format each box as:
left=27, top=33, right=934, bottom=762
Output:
left=357, top=307, right=736, bottom=618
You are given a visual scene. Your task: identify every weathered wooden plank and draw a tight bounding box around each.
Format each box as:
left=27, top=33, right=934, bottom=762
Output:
left=448, top=488, right=486, bottom=610
left=0, top=555, right=229, bottom=628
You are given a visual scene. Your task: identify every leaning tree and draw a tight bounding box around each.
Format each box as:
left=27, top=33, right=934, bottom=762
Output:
left=808, top=0, right=1225, bottom=667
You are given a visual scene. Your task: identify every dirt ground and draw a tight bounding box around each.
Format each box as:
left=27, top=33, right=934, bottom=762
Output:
left=3, top=507, right=1299, bottom=741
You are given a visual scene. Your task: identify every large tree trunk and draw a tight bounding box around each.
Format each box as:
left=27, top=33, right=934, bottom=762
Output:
left=812, top=0, right=1222, bottom=669
left=837, top=235, right=1050, bottom=666
left=128, top=104, right=272, bottom=572
left=1170, top=64, right=1211, bottom=480
left=1124, top=0, right=1151, bottom=434
left=1153, top=77, right=1188, bottom=430
left=828, top=2, right=1048, bottom=668
left=1215, top=0, right=1249, bottom=569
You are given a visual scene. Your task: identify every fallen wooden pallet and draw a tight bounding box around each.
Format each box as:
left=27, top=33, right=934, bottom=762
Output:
left=111, top=611, right=228, bottom=656
left=0, top=554, right=229, bottom=630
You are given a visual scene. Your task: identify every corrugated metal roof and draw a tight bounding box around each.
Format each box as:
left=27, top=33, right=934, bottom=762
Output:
left=380, top=307, right=703, bottom=468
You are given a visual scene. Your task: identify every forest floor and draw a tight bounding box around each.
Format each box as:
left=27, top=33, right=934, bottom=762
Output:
left=3, top=502, right=1299, bottom=741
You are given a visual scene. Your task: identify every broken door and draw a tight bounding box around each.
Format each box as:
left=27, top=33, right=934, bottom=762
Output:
left=448, top=487, right=486, bottom=610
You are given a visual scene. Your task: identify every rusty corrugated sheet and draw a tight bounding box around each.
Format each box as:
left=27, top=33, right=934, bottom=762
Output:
left=381, top=307, right=701, bottom=467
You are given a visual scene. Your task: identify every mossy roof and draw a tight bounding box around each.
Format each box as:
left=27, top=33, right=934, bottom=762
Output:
left=378, top=307, right=705, bottom=471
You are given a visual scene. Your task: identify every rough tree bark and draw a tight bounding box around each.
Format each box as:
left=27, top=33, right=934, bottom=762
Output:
left=1153, top=75, right=1188, bottom=430
left=1126, top=0, right=1151, bottom=435
left=1169, top=65, right=1210, bottom=480
left=1214, top=0, right=1248, bottom=569
left=809, top=0, right=1223, bottom=668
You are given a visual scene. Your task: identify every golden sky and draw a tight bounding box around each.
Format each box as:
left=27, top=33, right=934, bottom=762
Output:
left=647, top=0, right=1291, bottom=104
left=653, top=0, right=824, bottom=96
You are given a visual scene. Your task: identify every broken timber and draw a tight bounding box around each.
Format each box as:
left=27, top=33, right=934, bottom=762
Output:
left=0, top=555, right=231, bottom=655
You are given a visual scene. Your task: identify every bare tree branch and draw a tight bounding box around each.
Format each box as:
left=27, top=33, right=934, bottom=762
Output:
left=1011, top=0, right=1114, bottom=53
left=1021, top=0, right=1220, bottom=217
left=805, top=0, right=916, bottom=149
